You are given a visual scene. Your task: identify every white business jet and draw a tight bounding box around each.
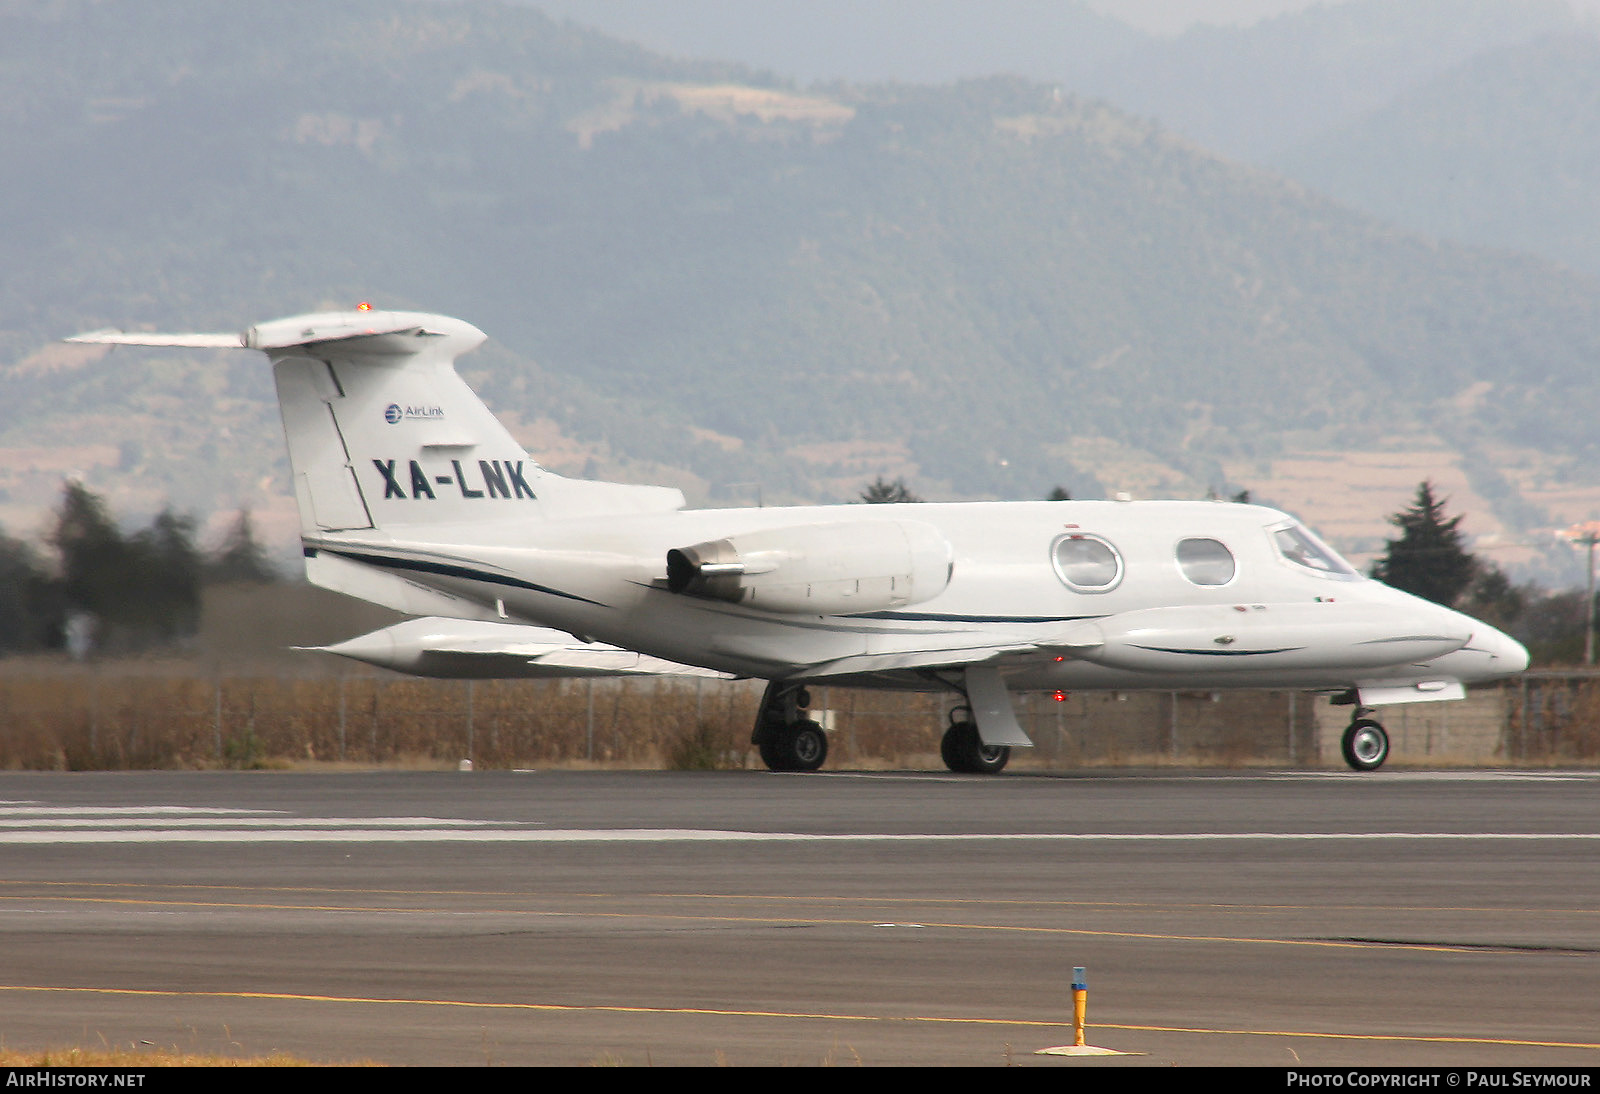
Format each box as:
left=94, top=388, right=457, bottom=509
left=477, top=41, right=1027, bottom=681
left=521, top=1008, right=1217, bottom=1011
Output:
left=70, top=309, right=1529, bottom=773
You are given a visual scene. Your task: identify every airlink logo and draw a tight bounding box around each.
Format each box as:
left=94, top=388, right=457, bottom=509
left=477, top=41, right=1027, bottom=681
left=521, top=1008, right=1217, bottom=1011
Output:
left=372, top=458, right=536, bottom=501
left=383, top=403, right=446, bottom=424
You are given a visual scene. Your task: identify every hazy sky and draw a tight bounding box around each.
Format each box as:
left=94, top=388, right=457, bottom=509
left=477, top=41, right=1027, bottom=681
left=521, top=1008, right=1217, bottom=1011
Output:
left=527, top=1, right=1600, bottom=41
left=1091, top=0, right=1600, bottom=33
left=1082, top=1, right=1347, bottom=33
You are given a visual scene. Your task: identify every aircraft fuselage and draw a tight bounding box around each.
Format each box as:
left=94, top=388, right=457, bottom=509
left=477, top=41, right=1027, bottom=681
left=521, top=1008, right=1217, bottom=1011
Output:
left=303, top=497, right=1526, bottom=695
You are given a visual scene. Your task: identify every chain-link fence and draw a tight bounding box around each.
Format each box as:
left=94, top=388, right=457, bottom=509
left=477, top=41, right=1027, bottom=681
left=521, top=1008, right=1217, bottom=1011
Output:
left=1509, top=671, right=1600, bottom=763
left=0, top=663, right=1592, bottom=770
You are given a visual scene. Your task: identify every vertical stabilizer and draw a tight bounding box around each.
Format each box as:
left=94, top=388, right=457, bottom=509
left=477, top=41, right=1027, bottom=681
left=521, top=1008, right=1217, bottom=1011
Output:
left=250, top=310, right=682, bottom=533
left=69, top=309, right=685, bottom=539
left=258, top=311, right=543, bottom=532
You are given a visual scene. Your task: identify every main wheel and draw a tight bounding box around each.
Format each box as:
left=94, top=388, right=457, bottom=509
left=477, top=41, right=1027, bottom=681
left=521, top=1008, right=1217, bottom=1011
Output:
left=940, top=721, right=1011, bottom=775
left=1341, top=718, right=1390, bottom=771
left=761, top=720, right=828, bottom=772
left=787, top=720, right=828, bottom=772
left=758, top=731, right=788, bottom=771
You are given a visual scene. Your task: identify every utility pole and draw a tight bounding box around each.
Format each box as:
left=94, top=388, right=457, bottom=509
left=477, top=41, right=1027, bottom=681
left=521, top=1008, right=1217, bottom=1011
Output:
left=1587, top=533, right=1597, bottom=667
left=1565, top=524, right=1600, bottom=666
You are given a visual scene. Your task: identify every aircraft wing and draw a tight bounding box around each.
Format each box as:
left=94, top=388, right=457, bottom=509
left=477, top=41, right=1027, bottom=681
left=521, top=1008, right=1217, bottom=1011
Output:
left=790, top=642, right=1039, bottom=680
left=309, top=618, right=735, bottom=680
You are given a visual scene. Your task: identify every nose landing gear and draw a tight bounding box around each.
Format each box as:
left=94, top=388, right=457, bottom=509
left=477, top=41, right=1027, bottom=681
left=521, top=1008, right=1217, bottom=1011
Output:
left=1340, top=711, right=1390, bottom=771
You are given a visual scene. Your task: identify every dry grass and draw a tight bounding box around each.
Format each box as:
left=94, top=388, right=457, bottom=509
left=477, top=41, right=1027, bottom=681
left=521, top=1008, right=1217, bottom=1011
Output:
left=0, top=661, right=1582, bottom=770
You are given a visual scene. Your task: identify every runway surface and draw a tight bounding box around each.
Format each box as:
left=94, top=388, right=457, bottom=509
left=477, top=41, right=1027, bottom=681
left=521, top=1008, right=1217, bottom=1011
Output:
left=0, top=768, right=1596, bottom=1067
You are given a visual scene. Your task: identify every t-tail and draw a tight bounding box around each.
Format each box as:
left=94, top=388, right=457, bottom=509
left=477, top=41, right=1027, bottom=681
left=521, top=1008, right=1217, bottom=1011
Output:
left=69, top=309, right=684, bottom=537
left=68, top=309, right=683, bottom=618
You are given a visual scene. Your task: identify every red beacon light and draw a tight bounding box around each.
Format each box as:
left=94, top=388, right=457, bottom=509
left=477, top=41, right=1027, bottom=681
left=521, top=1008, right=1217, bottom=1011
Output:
left=356, top=301, right=373, bottom=312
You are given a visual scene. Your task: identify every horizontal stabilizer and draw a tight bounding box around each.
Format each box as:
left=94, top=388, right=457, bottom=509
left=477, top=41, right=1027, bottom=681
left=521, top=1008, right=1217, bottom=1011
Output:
left=67, top=310, right=478, bottom=357
left=66, top=329, right=244, bottom=349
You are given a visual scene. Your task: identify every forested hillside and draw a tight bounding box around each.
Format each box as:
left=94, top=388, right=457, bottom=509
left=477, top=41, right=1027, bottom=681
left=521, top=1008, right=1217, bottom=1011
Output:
left=2, top=0, right=1599, bottom=570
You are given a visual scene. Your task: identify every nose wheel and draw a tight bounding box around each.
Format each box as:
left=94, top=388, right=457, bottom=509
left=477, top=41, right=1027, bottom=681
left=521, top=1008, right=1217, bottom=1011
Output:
left=1341, top=716, right=1390, bottom=771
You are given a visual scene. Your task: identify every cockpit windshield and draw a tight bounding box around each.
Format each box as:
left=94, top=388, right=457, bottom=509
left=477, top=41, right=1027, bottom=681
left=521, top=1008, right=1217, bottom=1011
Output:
left=1271, top=522, right=1360, bottom=579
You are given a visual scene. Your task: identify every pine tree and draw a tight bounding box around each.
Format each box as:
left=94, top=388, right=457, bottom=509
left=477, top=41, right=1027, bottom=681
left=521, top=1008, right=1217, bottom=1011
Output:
left=130, top=508, right=202, bottom=642
left=859, top=476, right=922, bottom=503
left=207, top=510, right=277, bottom=584
left=51, top=481, right=128, bottom=627
left=1370, top=481, right=1477, bottom=607
left=47, top=482, right=203, bottom=651
left=0, top=532, right=60, bottom=652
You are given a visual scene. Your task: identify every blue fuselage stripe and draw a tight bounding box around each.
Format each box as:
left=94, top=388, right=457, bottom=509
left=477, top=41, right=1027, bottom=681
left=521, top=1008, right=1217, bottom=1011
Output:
left=320, top=548, right=606, bottom=607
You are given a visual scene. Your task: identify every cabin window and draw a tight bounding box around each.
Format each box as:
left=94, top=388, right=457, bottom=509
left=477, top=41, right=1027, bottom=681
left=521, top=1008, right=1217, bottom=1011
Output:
left=1272, top=523, right=1359, bottom=579
left=1177, top=538, right=1236, bottom=585
left=1051, top=533, right=1123, bottom=592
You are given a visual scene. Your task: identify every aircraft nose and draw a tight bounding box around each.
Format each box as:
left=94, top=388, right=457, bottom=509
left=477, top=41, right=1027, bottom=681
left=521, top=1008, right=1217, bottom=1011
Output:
left=1479, top=624, right=1529, bottom=675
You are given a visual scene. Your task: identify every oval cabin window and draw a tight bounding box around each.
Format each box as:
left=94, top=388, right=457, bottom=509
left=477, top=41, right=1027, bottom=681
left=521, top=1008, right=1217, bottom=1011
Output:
left=1176, top=538, right=1236, bottom=586
left=1051, top=534, right=1123, bottom=592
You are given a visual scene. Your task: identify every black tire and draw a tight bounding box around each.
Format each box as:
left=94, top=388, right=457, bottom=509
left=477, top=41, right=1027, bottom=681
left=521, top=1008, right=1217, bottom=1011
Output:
left=940, top=723, right=970, bottom=772
left=788, top=720, right=828, bottom=771
left=941, top=721, right=1010, bottom=775
left=761, top=720, right=828, bottom=772
left=757, top=731, right=790, bottom=772
left=1341, top=718, right=1390, bottom=771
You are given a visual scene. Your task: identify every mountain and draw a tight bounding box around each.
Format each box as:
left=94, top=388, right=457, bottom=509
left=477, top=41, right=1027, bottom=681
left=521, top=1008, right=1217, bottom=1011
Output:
left=2, top=0, right=1600, bottom=582
left=1275, top=31, right=1600, bottom=279
left=527, top=0, right=1142, bottom=86
left=523, top=0, right=1597, bottom=277
left=1080, top=0, right=1578, bottom=162
left=526, top=0, right=1579, bottom=163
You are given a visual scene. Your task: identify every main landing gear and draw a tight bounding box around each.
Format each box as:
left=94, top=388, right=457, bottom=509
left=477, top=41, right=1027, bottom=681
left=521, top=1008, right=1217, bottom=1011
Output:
left=750, top=672, right=1018, bottom=775
left=752, top=682, right=829, bottom=772
left=1340, top=708, right=1390, bottom=772
left=940, top=706, right=1011, bottom=774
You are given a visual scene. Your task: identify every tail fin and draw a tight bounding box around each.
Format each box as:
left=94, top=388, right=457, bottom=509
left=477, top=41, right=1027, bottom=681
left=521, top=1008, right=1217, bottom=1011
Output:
left=71, top=309, right=684, bottom=537
left=258, top=309, right=684, bottom=533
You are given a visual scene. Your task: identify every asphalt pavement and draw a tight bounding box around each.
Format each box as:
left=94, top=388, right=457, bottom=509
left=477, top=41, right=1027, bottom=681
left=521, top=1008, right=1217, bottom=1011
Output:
left=0, top=768, right=1596, bottom=1067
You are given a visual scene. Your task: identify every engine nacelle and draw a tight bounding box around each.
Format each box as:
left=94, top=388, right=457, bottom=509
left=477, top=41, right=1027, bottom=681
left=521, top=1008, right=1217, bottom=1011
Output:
left=666, top=520, right=954, bottom=615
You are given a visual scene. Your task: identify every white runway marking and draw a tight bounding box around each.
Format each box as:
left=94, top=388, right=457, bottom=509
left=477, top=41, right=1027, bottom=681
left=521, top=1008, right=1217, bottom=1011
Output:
left=0, top=817, right=505, bottom=829
left=1, top=796, right=1593, bottom=844
left=0, top=818, right=1596, bottom=845
left=0, top=805, right=287, bottom=815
